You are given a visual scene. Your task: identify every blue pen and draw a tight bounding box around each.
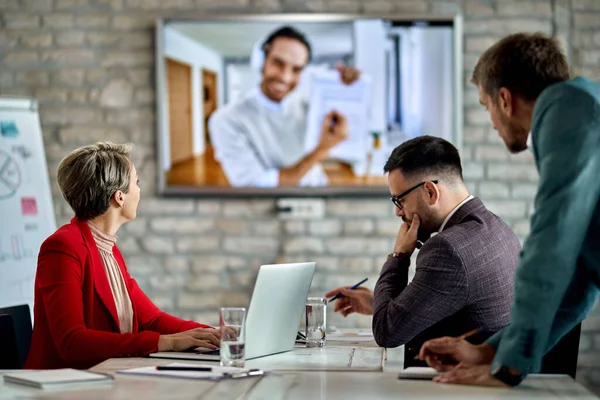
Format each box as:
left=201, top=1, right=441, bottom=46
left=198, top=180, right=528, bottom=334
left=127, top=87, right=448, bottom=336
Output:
left=327, top=277, right=368, bottom=303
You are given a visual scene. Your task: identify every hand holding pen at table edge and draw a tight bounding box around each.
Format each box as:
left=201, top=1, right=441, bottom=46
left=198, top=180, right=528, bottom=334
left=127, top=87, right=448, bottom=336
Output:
left=324, top=278, right=373, bottom=317
left=415, top=328, right=497, bottom=375
left=413, top=328, right=480, bottom=362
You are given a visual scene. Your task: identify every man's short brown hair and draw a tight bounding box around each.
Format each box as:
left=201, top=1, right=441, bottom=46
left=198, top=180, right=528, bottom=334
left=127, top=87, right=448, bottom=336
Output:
left=57, top=142, right=133, bottom=220
left=472, top=32, right=570, bottom=103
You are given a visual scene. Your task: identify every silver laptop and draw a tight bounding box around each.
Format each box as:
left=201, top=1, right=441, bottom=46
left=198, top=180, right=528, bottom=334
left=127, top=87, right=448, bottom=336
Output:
left=149, top=262, right=316, bottom=361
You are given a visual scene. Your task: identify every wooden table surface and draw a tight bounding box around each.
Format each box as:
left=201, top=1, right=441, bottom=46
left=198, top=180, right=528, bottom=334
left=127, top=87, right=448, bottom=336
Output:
left=0, top=339, right=597, bottom=400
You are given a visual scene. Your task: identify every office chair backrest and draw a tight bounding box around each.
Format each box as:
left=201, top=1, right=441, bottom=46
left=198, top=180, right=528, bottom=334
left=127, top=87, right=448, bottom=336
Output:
left=541, top=323, right=581, bottom=378
left=0, top=304, right=32, bottom=369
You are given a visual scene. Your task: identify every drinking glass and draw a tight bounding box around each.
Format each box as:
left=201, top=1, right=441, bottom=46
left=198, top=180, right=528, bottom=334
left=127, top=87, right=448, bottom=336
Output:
left=305, top=297, right=327, bottom=348
left=220, top=307, right=246, bottom=367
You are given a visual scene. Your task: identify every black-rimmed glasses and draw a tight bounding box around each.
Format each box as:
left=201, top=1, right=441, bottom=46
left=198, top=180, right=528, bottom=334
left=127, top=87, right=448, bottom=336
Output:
left=390, top=180, right=439, bottom=210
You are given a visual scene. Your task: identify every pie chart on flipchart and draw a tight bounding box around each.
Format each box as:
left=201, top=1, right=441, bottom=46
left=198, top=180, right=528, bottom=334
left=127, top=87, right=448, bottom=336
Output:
left=0, top=150, right=21, bottom=199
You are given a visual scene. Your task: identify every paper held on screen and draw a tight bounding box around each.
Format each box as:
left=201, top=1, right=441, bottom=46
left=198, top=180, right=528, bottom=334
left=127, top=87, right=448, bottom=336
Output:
left=304, top=70, right=373, bottom=166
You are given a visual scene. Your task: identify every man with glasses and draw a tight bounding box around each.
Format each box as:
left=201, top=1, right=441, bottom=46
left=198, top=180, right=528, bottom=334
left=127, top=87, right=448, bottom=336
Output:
left=326, top=136, right=522, bottom=364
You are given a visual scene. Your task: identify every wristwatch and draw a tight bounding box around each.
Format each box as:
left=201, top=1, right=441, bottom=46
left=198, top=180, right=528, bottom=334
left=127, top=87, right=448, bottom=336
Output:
left=386, top=252, right=404, bottom=260
left=491, top=365, right=523, bottom=387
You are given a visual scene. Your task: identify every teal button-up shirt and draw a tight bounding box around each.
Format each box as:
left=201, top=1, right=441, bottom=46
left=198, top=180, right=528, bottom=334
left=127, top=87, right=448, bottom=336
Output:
left=488, top=76, right=600, bottom=376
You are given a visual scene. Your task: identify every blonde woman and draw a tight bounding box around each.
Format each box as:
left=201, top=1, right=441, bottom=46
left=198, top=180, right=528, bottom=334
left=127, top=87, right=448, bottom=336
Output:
left=26, top=142, right=218, bottom=369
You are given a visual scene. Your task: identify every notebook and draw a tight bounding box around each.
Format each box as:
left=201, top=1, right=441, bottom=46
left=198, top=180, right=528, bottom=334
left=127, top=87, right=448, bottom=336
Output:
left=3, top=369, right=114, bottom=389
left=397, top=367, right=440, bottom=380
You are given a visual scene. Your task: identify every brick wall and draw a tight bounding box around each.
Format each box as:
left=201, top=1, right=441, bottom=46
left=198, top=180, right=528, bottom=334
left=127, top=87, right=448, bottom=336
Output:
left=1, top=0, right=598, bottom=393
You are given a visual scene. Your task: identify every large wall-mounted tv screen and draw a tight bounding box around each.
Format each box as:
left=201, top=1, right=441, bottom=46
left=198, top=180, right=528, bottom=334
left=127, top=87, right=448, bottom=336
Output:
left=155, top=14, right=463, bottom=196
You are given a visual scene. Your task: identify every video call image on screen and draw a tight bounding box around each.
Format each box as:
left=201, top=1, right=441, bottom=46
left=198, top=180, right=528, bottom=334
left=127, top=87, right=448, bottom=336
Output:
left=156, top=16, right=460, bottom=195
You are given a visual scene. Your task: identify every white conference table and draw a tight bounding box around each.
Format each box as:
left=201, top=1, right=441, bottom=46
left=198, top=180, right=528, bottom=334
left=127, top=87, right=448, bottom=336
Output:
left=0, top=336, right=597, bottom=399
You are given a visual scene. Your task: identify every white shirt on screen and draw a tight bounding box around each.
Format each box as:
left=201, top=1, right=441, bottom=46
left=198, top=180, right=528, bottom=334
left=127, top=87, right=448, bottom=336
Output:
left=208, top=88, right=327, bottom=187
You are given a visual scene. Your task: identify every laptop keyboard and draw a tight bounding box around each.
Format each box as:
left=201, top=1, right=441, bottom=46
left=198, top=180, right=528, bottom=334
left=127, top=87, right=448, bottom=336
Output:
left=190, top=348, right=220, bottom=355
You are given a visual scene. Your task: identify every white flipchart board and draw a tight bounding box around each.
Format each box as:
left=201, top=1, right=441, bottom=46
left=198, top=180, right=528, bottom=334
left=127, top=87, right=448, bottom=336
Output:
left=0, top=97, right=56, bottom=311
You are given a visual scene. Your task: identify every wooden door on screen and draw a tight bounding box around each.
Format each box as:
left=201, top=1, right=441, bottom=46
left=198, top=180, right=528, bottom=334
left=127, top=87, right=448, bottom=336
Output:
left=166, top=58, right=193, bottom=166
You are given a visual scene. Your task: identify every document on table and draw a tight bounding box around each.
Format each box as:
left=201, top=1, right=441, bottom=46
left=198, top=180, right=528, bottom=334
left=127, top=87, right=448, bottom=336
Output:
left=246, top=346, right=384, bottom=372
left=304, top=70, right=372, bottom=165
left=117, top=362, right=255, bottom=381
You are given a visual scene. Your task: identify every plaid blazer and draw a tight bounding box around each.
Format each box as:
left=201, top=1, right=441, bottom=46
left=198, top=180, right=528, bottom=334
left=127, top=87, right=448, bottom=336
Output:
left=372, top=197, right=521, bottom=359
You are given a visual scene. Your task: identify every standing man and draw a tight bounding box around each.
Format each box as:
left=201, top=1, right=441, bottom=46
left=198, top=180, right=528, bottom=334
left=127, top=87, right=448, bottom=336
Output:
left=209, top=26, right=360, bottom=187
left=420, top=33, right=600, bottom=387
left=326, top=136, right=521, bottom=363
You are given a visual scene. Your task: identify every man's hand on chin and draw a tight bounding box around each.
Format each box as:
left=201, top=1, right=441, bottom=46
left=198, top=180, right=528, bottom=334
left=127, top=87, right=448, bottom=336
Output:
left=393, top=214, right=420, bottom=256
left=433, top=364, right=508, bottom=387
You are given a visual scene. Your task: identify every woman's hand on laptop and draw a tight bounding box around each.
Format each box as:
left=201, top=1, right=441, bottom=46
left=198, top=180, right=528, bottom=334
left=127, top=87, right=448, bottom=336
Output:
left=325, top=287, right=374, bottom=316
left=158, top=328, right=221, bottom=352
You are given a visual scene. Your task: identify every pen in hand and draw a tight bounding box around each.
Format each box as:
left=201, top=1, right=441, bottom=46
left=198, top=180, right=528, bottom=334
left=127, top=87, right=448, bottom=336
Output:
left=413, top=328, right=479, bottom=360
left=330, top=113, right=338, bottom=133
left=327, top=277, right=368, bottom=303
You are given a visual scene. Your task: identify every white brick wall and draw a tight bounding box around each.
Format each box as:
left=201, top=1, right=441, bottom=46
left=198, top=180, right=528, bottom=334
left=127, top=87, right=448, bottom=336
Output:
left=284, top=237, right=325, bottom=254
left=479, top=182, right=510, bottom=199
left=2, top=0, right=599, bottom=394
left=308, top=220, right=343, bottom=236
left=150, top=218, right=216, bottom=233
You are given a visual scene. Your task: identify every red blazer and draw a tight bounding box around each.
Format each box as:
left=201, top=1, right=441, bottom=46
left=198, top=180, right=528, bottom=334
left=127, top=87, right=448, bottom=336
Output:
left=25, top=217, right=209, bottom=370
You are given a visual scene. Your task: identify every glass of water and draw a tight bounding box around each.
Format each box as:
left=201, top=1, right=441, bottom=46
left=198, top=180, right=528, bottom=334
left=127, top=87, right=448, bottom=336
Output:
left=220, top=307, right=246, bottom=367
left=305, top=297, right=327, bottom=348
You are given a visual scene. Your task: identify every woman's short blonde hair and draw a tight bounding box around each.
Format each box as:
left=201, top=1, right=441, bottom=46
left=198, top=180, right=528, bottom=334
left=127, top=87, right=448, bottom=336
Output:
left=57, top=141, right=134, bottom=220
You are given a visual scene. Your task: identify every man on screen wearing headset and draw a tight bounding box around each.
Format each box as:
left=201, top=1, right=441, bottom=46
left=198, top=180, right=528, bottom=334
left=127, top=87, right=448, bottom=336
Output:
left=208, top=26, right=360, bottom=187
